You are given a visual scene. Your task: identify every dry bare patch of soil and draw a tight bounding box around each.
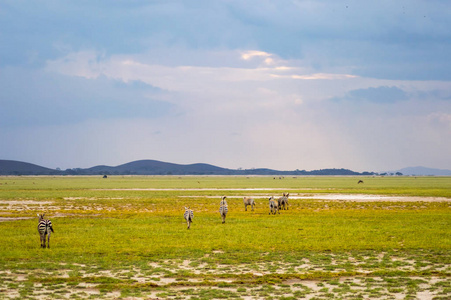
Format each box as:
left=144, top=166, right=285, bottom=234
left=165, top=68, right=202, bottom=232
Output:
left=1, top=252, right=449, bottom=299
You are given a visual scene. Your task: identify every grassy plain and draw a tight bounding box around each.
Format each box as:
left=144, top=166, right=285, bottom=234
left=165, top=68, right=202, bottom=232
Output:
left=0, top=175, right=450, bottom=299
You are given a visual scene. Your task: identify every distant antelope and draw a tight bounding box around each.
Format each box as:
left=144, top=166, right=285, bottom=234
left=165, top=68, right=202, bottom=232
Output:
left=243, top=197, right=255, bottom=211
left=184, top=207, right=194, bottom=229
left=219, top=196, right=228, bottom=224
left=37, top=214, right=54, bottom=248
left=269, top=197, right=279, bottom=215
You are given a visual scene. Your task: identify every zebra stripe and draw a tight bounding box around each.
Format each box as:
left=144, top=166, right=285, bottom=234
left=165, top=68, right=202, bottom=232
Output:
left=268, top=197, right=279, bottom=215
left=37, top=213, right=54, bottom=248
left=219, top=196, right=228, bottom=224
left=278, top=193, right=290, bottom=210
left=184, top=207, right=194, bottom=229
left=284, top=193, right=290, bottom=210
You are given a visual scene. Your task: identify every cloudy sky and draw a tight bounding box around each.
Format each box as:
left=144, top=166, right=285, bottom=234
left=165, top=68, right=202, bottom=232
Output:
left=1, top=1, right=450, bottom=172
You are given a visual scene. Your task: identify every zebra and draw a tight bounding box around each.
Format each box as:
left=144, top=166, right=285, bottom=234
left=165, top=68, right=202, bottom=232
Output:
left=243, top=196, right=255, bottom=211
left=184, top=207, right=194, bottom=229
left=278, top=193, right=290, bottom=210
left=219, top=196, right=228, bottom=224
left=37, top=213, right=54, bottom=248
left=268, top=196, right=279, bottom=215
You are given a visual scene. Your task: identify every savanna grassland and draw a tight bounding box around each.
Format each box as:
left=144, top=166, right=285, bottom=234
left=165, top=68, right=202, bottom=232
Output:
left=0, top=175, right=450, bottom=299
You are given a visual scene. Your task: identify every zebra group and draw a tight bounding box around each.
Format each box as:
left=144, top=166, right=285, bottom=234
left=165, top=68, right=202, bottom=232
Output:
left=183, top=193, right=290, bottom=229
left=37, top=193, right=290, bottom=245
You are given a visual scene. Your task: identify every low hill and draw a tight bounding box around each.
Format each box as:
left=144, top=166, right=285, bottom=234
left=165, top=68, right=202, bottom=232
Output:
left=83, top=160, right=232, bottom=175
left=396, top=166, right=451, bottom=176
left=0, top=160, right=62, bottom=175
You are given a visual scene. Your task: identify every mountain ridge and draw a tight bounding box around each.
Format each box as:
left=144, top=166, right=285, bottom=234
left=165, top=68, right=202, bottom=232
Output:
left=0, top=159, right=376, bottom=176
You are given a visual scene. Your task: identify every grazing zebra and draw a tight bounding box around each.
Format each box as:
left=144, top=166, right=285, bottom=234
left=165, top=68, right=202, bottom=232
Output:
left=268, top=197, right=279, bottom=215
left=243, top=196, right=255, bottom=211
left=278, top=193, right=290, bottom=210
left=184, top=207, right=194, bottom=229
left=219, top=196, right=228, bottom=224
left=37, top=213, right=54, bottom=248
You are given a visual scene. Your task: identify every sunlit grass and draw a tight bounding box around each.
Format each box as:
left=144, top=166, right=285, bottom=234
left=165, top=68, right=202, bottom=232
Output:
left=0, top=175, right=450, bottom=298
left=1, top=200, right=449, bottom=265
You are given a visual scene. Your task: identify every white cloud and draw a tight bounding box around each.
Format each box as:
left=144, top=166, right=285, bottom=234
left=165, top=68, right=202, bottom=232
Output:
left=45, top=49, right=359, bottom=95
left=37, top=46, right=451, bottom=171
left=427, top=112, right=451, bottom=130
left=241, top=50, right=271, bottom=60
left=273, top=73, right=358, bottom=80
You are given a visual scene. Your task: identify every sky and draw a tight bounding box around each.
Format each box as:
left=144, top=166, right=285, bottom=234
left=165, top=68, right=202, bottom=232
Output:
left=1, top=0, right=450, bottom=172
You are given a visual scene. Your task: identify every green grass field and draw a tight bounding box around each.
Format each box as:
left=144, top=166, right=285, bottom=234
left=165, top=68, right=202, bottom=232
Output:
left=0, top=176, right=450, bottom=299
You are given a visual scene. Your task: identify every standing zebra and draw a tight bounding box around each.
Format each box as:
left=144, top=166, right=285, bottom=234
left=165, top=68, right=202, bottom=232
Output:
left=37, top=213, right=54, bottom=248
left=243, top=196, right=255, bottom=211
left=184, top=207, right=194, bottom=229
left=268, top=197, right=279, bottom=215
left=219, top=196, right=228, bottom=224
left=278, top=193, right=290, bottom=210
